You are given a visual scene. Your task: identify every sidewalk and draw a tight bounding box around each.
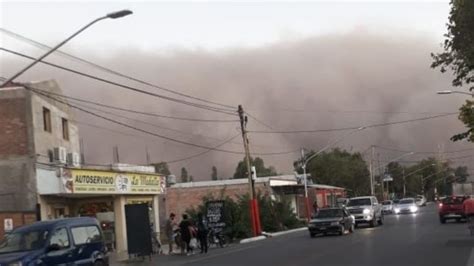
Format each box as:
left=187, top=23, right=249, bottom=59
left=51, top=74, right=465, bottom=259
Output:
left=110, top=227, right=307, bottom=265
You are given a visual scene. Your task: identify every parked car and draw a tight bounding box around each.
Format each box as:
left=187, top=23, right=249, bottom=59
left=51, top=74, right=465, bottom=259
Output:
left=346, top=196, right=383, bottom=227
left=439, top=195, right=469, bottom=224
left=308, top=207, right=355, bottom=237
left=415, top=195, right=427, bottom=207
left=394, top=198, right=418, bottom=214
left=0, top=217, right=109, bottom=266
left=382, top=200, right=394, bottom=214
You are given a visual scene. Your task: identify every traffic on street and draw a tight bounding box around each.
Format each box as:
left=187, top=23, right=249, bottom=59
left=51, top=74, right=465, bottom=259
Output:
left=129, top=204, right=473, bottom=266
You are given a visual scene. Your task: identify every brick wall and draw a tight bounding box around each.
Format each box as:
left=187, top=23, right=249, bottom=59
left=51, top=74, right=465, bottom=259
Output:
left=165, top=182, right=269, bottom=217
left=0, top=97, right=28, bottom=158
left=0, top=212, right=37, bottom=240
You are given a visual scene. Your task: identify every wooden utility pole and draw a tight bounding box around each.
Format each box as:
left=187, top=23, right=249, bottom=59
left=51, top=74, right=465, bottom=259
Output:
left=369, top=145, right=375, bottom=196
left=238, top=105, right=260, bottom=236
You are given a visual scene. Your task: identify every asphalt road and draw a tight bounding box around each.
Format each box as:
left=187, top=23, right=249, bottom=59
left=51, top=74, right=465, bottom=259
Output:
left=124, top=204, right=474, bottom=266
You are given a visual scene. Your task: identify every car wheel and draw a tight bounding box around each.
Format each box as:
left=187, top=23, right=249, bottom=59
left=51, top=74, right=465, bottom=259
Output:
left=369, top=217, right=377, bottom=227
left=378, top=214, right=384, bottom=225
left=440, top=217, right=446, bottom=224
left=339, top=228, right=344, bottom=236
left=349, top=224, right=355, bottom=233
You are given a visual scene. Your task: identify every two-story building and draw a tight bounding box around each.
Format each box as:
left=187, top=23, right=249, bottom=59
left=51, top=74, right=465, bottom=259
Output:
left=0, top=80, right=165, bottom=260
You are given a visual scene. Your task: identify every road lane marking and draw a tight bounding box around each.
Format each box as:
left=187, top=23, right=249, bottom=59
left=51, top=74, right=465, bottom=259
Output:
left=467, top=248, right=474, bottom=266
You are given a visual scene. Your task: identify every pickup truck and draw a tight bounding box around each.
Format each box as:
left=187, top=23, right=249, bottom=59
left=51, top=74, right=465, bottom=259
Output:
left=438, top=195, right=468, bottom=223
left=346, top=196, right=383, bottom=227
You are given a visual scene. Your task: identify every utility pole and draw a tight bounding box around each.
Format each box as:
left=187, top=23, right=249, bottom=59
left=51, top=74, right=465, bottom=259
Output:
left=369, top=145, right=375, bottom=196
left=403, top=168, right=406, bottom=198
left=238, top=105, right=261, bottom=236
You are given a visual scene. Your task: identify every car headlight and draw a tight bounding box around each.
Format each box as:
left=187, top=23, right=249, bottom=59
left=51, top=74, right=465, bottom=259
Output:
left=410, top=206, right=418, bottom=212
left=394, top=208, right=400, bottom=214
left=9, top=262, right=22, bottom=266
left=363, top=208, right=371, bottom=214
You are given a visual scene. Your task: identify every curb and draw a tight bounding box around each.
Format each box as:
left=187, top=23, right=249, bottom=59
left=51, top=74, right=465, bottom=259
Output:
left=239, top=235, right=266, bottom=244
left=263, top=227, right=307, bottom=237
left=239, top=227, right=307, bottom=244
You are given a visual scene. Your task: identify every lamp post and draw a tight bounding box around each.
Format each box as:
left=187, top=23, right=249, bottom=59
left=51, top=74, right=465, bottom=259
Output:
left=1, top=9, right=133, bottom=87
left=301, top=127, right=365, bottom=221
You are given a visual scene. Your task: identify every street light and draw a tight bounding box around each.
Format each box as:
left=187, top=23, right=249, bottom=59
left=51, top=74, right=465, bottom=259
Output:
left=301, top=126, right=365, bottom=221
left=0, top=9, right=133, bottom=87
left=437, top=90, right=473, bottom=96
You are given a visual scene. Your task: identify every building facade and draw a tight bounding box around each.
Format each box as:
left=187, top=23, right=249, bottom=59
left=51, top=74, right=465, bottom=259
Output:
left=0, top=80, right=80, bottom=237
left=0, top=80, right=165, bottom=260
left=165, top=175, right=346, bottom=221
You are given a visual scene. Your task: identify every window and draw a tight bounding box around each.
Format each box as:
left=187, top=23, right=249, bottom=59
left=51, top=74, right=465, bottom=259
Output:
left=62, top=118, right=69, bottom=141
left=49, top=228, right=69, bottom=249
left=43, top=107, right=51, bottom=132
left=71, top=226, right=101, bottom=245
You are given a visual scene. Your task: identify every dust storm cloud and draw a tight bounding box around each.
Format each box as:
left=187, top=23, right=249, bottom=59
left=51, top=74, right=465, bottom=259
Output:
left=1, top=31, right=468, bottom=179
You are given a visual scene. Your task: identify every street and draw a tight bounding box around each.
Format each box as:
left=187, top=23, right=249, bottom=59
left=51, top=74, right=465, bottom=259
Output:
left=125, top=204, right=474, bottom=266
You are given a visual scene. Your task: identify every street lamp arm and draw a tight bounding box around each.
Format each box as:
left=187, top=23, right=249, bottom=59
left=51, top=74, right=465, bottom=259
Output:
left=303, top=127, right=365, bottom=166
left=1, top=9, right=132, bottom=87
left=437, top=90, right=473, bottom=96
left=372, top=151, right=415, bottom=173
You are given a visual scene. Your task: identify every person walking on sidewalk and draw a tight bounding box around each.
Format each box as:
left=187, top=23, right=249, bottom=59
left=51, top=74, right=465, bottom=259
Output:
left=165, top=213, right=177, bottom=254
left=179, top=214, right=193, bottom=255
left=197, top=213, right=209, bottom=254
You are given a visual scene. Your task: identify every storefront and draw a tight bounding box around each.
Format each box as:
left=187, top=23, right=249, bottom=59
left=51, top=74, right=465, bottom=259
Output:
left=36, top=167, right=165, bottom=260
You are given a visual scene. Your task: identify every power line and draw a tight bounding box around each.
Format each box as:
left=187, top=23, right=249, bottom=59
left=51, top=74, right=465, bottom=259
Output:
left=248, top=113, right=457, bottom=134
left=0, top=28, right=236, bottom=110
left=246, top=112, right=274, bottom=130
left=374, top=145, right=474, bottom=154
left=166, top=134, right=241, bottom=164
left=0, top=47, right=237, bottom=116
left=27, top=85, right=297, bottom=156
left=33, top=88, right=238, bottom=123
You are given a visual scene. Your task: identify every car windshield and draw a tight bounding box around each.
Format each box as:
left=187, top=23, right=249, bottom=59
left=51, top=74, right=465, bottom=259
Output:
left=382, top=201, right=392, bottom=205
left=399, top=199, right=414, bottom=204
left=0, top=229, right=49, bottom=254
left=314, top=209, right=343, bottom=218
left=442, top=197, right=465, bottom=205
left=348, top=198, right=371, bottom=206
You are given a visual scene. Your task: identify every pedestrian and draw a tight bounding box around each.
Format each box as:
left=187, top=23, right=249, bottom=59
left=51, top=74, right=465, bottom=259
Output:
left=165, top=213, right=177, bottom=254
left=179, top=214, right=193, bottom=255
left=197, top=213, right=209, bottom=254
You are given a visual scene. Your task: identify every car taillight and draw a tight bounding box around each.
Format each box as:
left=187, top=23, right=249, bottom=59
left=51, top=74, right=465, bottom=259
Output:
left=439, top=203, right=443, bottom=208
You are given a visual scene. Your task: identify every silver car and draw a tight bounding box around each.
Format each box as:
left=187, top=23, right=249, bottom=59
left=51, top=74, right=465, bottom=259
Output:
left=382, top=200, right=394, bottom=214
left=346, top=196, right=384, bottom=227
left=394, top=198, right=419, bottom=214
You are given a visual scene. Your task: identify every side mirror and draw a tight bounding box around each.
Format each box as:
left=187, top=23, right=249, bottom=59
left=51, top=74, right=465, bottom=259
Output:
left=46, top=244, right=61, bottom=253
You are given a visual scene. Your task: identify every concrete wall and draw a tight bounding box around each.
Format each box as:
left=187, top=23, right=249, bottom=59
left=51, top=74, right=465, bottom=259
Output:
left=29, top=80, right=80, bottom=166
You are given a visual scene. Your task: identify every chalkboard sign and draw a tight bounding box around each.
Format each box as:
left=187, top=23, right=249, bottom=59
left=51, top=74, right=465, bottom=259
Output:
left=206, top=200, right=225, bottom=228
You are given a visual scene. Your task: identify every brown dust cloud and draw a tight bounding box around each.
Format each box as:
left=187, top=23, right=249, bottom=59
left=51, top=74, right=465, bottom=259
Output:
left=1, top=31, right=471, bottom=179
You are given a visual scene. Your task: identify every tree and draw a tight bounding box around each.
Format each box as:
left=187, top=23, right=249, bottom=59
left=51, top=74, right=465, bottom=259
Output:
left=211, top=166, right=218, bottom=180
left=431, top=0, right=474, bottom=141
left=180, top=167, right=188, bottom=183
left=454, top=166, right=469, bottom=183
left=294, top=148, right=370, bottom=196
left=233, top=157, right=277, bottom=179
left=189, top=175, right=194, bottom=182
left=150, top=162, right=171, bottom=175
